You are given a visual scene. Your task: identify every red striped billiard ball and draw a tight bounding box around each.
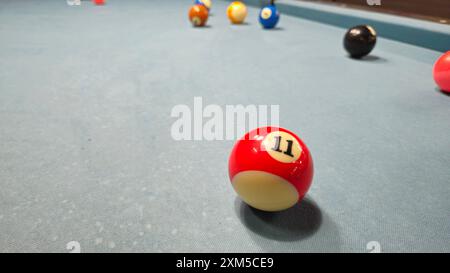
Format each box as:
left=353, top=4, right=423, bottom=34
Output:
left=228, top=127, right=314, bottom=212
left=433, top=51, right=450, bottom=93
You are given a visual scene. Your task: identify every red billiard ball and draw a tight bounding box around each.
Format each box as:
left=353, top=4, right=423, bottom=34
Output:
left=93, top=0, right=105, bottom=5
left=228, top=127, right=314, bottom=212
left=433, top=51, right=450, bottom=93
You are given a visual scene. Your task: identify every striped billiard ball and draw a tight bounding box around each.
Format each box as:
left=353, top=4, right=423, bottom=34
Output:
left=189, top=4, right=209, bottom=27
left=229, top=127, right=314, bottom=212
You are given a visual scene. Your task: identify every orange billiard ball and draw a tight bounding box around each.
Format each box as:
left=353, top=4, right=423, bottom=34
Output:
left=189, top=4, right=209, bottom=27
left=228, top=127, right=314, bottom=212
left=433, top=51, right=450, bottom=93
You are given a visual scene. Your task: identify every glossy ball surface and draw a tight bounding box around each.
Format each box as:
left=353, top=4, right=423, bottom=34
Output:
left=229, top=127, right=314, bottom=212
left=189, top=4, right=209, bottom=27
left=433, top=51, right=450, bottom=93
left=227, top=1, right=247, bottom=24
left=259, top=5, right=280, bottom=29
left=344, top=25, right=377, bottom=58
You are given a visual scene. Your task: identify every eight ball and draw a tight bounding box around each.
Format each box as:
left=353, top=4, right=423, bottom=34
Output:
left=344, top=25, right=377, bottom=59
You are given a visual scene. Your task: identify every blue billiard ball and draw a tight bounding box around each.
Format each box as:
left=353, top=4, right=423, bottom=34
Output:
left=259, top=4, right=280, bottom=29
left=194, top=0, right=211, bottom=11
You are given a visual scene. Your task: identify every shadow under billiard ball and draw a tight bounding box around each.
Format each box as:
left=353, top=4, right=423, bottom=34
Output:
left=348, top=55, right=387, bottom=63
left=263, top=26, right=284, bottom=31
left=436, top=87, right=450, bottom=96
left=235, top=196, right=322, bottom=242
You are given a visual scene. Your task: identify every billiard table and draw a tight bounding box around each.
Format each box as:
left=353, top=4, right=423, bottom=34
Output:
left=0, top=0, right=449, bottom=253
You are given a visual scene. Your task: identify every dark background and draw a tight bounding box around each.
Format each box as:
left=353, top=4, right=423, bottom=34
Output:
left=299, top=0, right=450, bottom=23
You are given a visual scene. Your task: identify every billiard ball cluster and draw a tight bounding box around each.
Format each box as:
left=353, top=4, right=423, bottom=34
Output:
left=187, top=1, right=450, bottom=212
left=188, top=0, right=280, bottom=29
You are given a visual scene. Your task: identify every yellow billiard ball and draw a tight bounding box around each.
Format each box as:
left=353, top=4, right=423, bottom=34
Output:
left=227, top=1, right=247, bottom=24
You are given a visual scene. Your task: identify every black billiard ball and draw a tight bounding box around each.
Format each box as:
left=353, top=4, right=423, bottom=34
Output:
left=344, top=25, right=377, bottom=59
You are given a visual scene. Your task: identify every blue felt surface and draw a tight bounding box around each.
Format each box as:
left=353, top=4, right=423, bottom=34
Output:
left=0, top=0, right=449, bottom=252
